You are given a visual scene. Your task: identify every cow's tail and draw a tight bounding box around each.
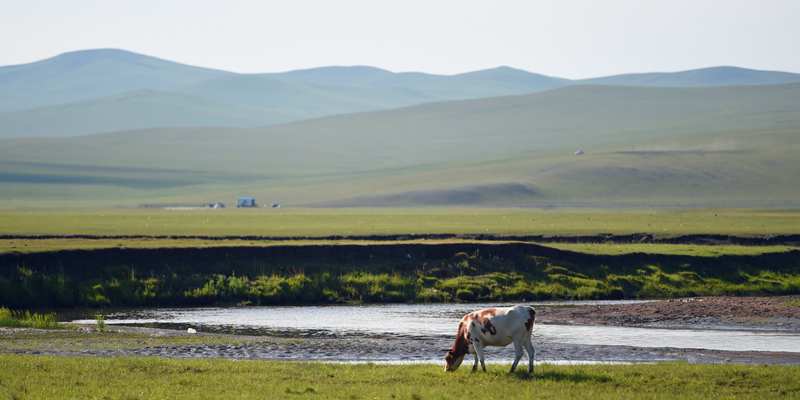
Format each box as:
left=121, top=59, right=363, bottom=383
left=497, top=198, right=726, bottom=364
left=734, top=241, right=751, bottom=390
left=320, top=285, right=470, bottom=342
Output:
left=525, top=306, right=536, bottom=331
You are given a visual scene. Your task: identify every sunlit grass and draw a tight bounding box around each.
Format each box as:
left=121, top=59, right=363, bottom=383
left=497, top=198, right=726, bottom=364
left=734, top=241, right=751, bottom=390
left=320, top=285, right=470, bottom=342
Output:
left=1, top=208, right=798, bottom=237
left=540, top=243, right=799, bottom=256
left=0, top=355, right=798, bottom=399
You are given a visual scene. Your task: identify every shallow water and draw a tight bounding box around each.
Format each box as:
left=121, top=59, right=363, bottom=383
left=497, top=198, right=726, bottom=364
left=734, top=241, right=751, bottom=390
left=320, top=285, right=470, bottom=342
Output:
left=72, top=302, right=800, bottom=356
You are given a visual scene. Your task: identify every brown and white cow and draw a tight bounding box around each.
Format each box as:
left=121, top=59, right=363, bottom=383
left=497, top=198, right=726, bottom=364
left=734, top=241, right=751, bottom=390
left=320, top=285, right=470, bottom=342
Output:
left=444, top=305, right=536, bottom=374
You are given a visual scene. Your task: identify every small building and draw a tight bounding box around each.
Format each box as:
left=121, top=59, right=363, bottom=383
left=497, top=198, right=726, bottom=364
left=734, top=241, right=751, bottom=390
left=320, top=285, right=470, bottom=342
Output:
left=271, top=202, right=281, bottom=209
left=237, top=196, right=257, bottom=208
left=574, top=149, right=585, bottom=156
left=208, top=202, right=226, bottom=209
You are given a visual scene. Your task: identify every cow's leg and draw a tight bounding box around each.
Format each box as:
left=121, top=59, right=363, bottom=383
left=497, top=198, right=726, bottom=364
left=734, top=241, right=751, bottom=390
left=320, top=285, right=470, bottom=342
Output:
left=471, top=351, right=479, bottom=372
left=510, top=339, right=524, bottom=373
left=524, top=337, right=535, bottom=375
left=473, top=341, right=487, bottom=372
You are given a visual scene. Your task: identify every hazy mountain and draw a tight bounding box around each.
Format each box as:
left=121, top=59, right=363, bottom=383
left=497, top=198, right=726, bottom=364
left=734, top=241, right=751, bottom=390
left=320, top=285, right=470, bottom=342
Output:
left=5, top=49, right=799, bottom=139
left=581, top=66, right=800, bottom=87
left=0, top=50, right=570, bottom=137
left=0, top=49, right=232, bottom=112
left=2, top=83, right=798, bottom=207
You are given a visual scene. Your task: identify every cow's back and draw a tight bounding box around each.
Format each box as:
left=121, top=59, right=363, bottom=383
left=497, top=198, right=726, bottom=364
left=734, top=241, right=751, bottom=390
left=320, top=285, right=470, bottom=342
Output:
left=473, top=305, right=534, bottom=347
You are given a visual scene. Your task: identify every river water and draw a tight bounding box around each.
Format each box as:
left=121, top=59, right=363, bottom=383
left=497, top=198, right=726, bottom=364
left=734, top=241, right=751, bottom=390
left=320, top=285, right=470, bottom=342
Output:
left=71, top=302, right=800, bottom=363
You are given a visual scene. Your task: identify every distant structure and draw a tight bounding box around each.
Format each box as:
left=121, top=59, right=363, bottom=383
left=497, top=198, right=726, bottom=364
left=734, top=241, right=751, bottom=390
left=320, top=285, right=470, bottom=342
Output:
left=271, top=202, right=281, bottom=209
left=208, top=202, right=226, bottom=209
left=574, top=149, right=585, bottom=156
left=236, top=196, right=257, bottom=208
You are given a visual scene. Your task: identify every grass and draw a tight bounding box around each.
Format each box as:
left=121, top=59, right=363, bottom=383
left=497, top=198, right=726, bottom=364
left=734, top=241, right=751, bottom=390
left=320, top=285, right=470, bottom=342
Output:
left=1, top=84, right=799, bottom=210
left=540, top=243, right=799, bottom=256
left=1, top=208, right=799, bottom=237
left=0, top=307, right=59, bottom=329
left=0, top=238, right=796, bottom=256
left=0, top=238, right=524, bottom=254
left=0, top=355, right=798, bottom=399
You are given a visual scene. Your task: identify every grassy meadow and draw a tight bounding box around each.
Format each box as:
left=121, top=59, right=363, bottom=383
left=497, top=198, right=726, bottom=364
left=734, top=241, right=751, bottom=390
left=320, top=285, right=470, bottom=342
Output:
left=1, top=355, right=798, bottom=399
left=539, top=243, right=799, bottom=256
left=1, top=208, right=799, bottom=237
left=1, top=238, right=796, bottom=255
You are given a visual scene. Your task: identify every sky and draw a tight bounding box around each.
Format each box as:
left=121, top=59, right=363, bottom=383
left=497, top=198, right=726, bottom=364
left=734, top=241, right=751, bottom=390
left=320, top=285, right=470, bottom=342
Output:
left=2, top=0, right=799, bottom=78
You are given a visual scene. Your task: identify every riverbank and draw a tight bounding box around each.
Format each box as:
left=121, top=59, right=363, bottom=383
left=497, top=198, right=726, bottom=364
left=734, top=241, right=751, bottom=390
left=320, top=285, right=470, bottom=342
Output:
left=1, top=355, right=798, bottom=399
left=6, top=295, right=800, bottom=365
left=5, top=324, right=800, bottom=365
left=2, top=242, right=799, bottom=308
left=539, top=296, right=800, bottom=331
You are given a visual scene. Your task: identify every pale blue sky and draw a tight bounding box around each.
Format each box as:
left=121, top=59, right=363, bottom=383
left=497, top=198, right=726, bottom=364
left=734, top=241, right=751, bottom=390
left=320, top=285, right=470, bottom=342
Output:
left=2, top=0, right=798, bottom=78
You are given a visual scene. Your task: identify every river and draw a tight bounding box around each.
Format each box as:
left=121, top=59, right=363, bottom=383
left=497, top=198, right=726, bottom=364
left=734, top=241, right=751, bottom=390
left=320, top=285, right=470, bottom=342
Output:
left=71, top=302, right=800, bottom=364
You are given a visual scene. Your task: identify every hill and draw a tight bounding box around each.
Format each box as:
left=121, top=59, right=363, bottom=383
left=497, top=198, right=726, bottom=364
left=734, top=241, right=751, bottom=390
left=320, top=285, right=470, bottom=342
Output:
left=0, top=83, right=798, bottom=207
left=0, top=50, right=568, bottom=137
left=2, top=49, right=800, bottom=138
left=0, top=49, right=232, bottom=113
left=582, top=66, right=800, bottom=87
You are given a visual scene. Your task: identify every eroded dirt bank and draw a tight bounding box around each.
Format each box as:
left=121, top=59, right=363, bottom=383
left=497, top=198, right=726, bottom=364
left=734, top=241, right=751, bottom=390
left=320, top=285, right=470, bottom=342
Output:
left=3, top=242, right=800, bottom=308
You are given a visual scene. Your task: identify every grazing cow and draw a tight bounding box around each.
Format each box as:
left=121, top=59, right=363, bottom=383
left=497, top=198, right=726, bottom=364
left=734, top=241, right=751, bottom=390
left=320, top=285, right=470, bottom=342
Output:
left=444, top=305, right=536, bottom=374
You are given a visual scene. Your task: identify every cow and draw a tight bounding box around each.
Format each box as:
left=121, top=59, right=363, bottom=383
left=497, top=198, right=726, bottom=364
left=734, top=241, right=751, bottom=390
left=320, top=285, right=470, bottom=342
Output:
left=444, top=305, right=536, bottom=374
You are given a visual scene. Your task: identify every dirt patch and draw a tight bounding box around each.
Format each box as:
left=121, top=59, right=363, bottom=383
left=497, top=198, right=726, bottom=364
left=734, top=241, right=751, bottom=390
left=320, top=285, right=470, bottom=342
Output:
left=538, top=296, right=800, bottom=332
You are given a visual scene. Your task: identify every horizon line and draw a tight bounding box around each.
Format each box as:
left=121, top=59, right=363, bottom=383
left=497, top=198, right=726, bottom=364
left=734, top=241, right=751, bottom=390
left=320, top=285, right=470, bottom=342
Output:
left=3, top=47, right=800, bottom=81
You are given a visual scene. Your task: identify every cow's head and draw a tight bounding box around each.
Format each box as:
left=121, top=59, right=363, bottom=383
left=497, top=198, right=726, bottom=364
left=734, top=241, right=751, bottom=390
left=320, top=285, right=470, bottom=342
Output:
left=444, top=349, right=465, bottom=372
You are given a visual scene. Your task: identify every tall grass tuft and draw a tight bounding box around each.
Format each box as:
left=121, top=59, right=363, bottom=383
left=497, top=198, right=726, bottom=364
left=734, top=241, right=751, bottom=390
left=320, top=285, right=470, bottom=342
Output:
left=0, top=307, right=60, bottom=329
left=95, top=313, right=106, bottom=333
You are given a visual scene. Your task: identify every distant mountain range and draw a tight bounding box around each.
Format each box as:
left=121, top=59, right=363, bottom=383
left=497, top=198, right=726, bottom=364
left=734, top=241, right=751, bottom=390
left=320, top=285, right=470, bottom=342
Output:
left=2, top=48, right=800, bottom=138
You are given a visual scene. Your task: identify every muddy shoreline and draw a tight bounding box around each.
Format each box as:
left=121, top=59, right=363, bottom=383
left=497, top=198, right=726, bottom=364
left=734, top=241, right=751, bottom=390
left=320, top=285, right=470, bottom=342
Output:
left=5, top=296, right=800, bottom=365
left=6, top=324, right=800, bottom=365
left=538, top=296, right=800, bottom=332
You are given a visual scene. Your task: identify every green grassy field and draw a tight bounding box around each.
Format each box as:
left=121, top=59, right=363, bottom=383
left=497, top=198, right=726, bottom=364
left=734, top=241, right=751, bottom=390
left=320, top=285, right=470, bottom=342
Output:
left=0, top=355, right=798, bottom=399
left=1, top=238, right=796, bottom=256
left=539, top=243, right=799, bottom=256
left=2, top=208, right=798, bottom=237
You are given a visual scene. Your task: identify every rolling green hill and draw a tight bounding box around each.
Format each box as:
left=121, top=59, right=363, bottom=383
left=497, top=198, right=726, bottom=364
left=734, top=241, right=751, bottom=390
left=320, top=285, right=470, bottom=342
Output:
left=0, top=50, right=568, bottom=137
left=3, top=49, right=800, bottom=138
left=0, top=90, right=299, bottom=137
left=0, top=83, right=798, bottom=207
